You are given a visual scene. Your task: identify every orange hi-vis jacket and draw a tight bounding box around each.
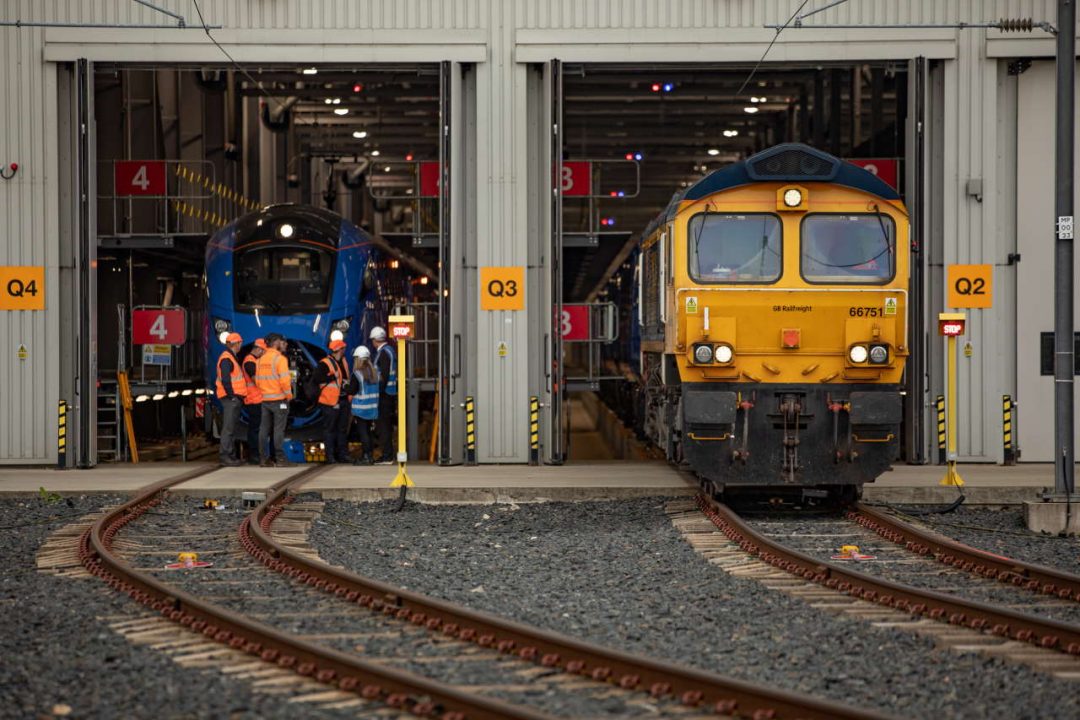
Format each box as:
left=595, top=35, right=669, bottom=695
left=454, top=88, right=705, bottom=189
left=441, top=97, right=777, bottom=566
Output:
left=255, top=348, right=292, bottom=402
left=317, top=356, right=344, bottom=406
left=242, top=352, right=263, bottom=405
left=215, top=351, right=247, bottom=400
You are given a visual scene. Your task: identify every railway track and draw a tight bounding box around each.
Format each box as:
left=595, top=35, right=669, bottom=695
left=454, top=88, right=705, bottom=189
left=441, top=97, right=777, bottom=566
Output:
left=76, top=464, right=889, bottom=720
left=693, top=494, right=1080, bottom=665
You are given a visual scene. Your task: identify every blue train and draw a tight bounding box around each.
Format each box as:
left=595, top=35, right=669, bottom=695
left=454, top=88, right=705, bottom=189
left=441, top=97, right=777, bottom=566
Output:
left=204, top=204, right=386, bottom=444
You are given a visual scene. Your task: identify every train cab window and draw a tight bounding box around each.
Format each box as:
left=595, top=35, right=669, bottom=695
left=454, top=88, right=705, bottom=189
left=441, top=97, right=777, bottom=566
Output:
left=800, top=214, right=895, bottom=284
left=234, top=246, right=333, bottom=313
left=687, top=213, right=782, bottom=283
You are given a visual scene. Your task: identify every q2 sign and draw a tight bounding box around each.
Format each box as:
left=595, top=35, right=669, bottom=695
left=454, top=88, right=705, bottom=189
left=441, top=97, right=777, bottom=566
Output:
left=132, top=308, right=187, bottom=346
left=115, top=161, right=166, bottom=196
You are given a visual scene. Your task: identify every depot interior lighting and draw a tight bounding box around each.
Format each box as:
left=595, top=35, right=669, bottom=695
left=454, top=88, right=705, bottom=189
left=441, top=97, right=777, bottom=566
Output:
left=370, top=150, right=380, bottom=157
left=743, top=106, right=759, bottom=114
left=152, top=393, right=165, bottom=401
left=384, top=166, right=391, bottom=172
left=135, top=395, right=150, bottom=403
left=723, top=129, right=739, bottom=138
left=333, top=108, right=349, bottom=116
left=301, top=67, right=318, bottom=75
left=750, top=96, right=767, bottom=103
left=167, top=391, right=180, bottom=398
left=352, top=130, right=367, bottom=139
left=707, top=148, right=720, bottom=156
left=181, top=389, right=193, bottom=396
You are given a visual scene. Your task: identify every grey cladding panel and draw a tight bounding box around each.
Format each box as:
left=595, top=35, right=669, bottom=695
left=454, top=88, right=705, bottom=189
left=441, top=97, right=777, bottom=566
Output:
left=684, top=390, right=737, bottom=425
left=849, top=392, right=902, bottom=424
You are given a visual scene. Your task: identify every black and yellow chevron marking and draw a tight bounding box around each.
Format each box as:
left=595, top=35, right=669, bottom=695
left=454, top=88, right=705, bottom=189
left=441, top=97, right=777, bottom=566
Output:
left=1002, top=395, right=1013, bottom=449
left=57, top=400, right=67, bottom=468
left=935, top=394, right=946, bottom=464
left=464, top=396, right=477, bottom=465
left=529, top=396, right=539, bottom=450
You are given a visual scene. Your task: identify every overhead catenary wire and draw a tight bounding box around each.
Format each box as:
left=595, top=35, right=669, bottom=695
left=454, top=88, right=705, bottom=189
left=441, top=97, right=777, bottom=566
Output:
left=735, top=0, right=813, bottom=98
left=189, top=0, right=288, bottom=113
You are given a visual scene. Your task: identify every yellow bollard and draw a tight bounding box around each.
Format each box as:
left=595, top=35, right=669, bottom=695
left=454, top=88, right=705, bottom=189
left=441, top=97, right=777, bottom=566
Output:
left=938, top=313, right=966, bottom=486
left=388, top=315, right=415, bottom=490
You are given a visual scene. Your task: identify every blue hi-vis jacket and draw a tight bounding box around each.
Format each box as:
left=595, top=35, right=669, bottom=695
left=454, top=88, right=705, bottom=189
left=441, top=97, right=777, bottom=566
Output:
left=377, top=343, right=398, bottom=396
left=350, top=370, right=379, bottom=420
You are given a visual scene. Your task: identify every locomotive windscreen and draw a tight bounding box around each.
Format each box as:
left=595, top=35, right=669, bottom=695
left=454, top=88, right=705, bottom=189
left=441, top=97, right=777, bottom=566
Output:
left=800, top=214, right=895, bottom=284
left=234, top=245, right=333, bottom=313
left=688, top=213, right=782, bottom=283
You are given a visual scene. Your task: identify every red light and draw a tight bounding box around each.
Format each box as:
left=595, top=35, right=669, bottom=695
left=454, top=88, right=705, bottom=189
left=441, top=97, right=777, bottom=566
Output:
left=405, top=153, right=414, bottom=162
left=651, top=83, right=661, bottom=92
left=600, top=218, right=608, bottom=226
left=610, top=191, right=617, bottom=197
left=625, top=153, right=633, bottom=161
left=352, top=83, right=363, bottom=93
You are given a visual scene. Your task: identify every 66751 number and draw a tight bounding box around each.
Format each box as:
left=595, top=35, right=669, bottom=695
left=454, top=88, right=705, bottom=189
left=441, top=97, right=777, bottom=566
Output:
left=848, top=306, right=882, bottom=317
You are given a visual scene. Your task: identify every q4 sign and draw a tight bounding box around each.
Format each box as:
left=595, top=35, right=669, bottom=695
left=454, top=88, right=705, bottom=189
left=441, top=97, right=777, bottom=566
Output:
left=0, top=267, right=45, bottom=311
left=947, top=264, right=992, bottom=309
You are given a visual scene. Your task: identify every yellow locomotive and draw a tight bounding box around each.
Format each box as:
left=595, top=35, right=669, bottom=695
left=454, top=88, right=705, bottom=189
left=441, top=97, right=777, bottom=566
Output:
left=637, top=144, right=908, bottom=497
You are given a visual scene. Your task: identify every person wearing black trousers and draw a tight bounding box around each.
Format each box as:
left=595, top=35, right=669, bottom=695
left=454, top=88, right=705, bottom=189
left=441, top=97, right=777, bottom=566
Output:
left=369, top=326, right=397, bottom=464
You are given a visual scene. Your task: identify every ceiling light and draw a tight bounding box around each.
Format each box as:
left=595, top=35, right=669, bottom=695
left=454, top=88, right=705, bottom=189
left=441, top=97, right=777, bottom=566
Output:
left=352, top=130, right=367, bottom=139
left=743, top=106, right=759, bottom=114
left=384, top=166, right=391, bottom=172
left=707, top=148, right=720, bottom=156
left=370, top=150, right=380, bottom=157
left=333, top=108, right=349, bottom=116
left=152, top=393, right=165, bottom=401
left=324, top=98, right=332, bottom=105
left=332, top=98, right=341, bottom=105
left=723, top=129, right=739, bottom=138
left=302, top=67, right=318, bottom=75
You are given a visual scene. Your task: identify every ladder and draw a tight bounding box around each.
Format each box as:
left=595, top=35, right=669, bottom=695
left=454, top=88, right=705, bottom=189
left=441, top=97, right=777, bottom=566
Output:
left=97, top=378, right=122, bottom=462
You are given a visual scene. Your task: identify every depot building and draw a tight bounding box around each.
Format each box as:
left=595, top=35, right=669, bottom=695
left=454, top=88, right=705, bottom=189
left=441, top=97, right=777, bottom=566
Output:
left=0, top=0, right=1077, bottom=468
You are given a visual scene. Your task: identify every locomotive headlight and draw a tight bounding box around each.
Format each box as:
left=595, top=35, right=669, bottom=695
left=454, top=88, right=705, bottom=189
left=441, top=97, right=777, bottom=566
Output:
left=868, top=344, right=889, bottom=364
left=329, top=329, right=345, bottom=343
left=714, top=344, right=734, bottom=364
left=277, top=222, right=295, bottom=239
left=331, top=317, right=351, bottom=332
left=848, top=345, right=869, bottom=364
left=213, top=318, right=230, bottom=333
left=783, top=188, right=803, bottom=207
left=218, top=331, right=231, bottom=345
left=693, top=344, right=714, bottom=364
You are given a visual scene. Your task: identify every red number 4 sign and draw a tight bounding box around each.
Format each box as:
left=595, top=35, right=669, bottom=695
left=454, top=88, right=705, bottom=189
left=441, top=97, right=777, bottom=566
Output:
left=115, top=161, right=167, bottom=196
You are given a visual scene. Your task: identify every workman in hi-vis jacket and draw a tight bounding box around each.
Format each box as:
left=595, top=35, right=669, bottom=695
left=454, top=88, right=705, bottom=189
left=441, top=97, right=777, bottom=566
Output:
left=254, top=333, right=294, bottom=467
left=311, top=339, right=352, bottom=463
left=369, top=326, right=397, bottom=464
left=349, top=345, right=379, bottom=465
left=214, top=332, right=247, bottom=466
left=241, top=338, right=267, bottom=463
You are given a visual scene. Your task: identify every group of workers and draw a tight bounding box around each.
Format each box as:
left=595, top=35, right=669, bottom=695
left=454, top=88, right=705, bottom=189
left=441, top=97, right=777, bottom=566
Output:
left=214, top=327, right=397, bottom=467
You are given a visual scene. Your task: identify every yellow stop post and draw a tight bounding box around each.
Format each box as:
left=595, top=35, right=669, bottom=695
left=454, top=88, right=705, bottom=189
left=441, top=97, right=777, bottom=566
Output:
left=938, top=312, right=966, bottom=486
left=388, top=315, right=415, bottom=490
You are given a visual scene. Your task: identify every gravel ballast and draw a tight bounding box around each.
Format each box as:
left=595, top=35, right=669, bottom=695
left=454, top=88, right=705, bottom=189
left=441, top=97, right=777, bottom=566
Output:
left=310, top=497, right=1080, bottom=719
left=0, top=495, right=359, bottom=720
left=892, top=505, right=1080, bottom=576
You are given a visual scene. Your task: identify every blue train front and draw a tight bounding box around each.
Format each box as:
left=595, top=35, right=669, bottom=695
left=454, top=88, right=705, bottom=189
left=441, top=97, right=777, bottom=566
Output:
left=204, top=204, right=383, bottom=449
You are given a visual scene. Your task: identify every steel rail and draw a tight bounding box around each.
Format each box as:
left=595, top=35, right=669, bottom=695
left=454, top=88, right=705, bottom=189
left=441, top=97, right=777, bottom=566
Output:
left=78, top=464, right=551, bottom=720
left=697, top=495, right=1080, bottom=656
left=244, top=476, right=891, bottom=720
left=851, top=503, right=1080, bottom=602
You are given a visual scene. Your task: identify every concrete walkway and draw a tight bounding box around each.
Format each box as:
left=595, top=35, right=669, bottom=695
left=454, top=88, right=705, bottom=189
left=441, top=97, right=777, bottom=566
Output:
left=0, top=460, right=1061, bottom=504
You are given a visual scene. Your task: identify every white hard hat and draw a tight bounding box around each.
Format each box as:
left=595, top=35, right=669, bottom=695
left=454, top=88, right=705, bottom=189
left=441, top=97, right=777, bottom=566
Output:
left=353, top=346, right=371, bottom=359
left=369, top=326, right=387, bottom=341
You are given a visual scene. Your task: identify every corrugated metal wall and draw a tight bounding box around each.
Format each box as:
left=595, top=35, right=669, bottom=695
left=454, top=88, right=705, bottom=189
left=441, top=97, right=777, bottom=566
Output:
left=0, top=0, right=1070, bottom=463
left=0, top=22, right=59, bottom=463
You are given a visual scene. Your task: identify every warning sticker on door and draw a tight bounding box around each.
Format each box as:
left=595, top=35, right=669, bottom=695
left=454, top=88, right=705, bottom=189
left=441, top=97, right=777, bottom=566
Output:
left=884, top=297, right=897, bottom=316
left=685, top=297, right=698, bottom=314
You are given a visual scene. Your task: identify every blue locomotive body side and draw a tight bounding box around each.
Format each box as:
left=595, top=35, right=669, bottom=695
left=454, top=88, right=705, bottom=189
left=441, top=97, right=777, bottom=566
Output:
left=204, top=204, right=383, bottom=433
